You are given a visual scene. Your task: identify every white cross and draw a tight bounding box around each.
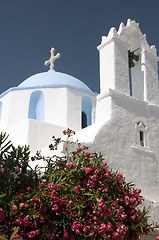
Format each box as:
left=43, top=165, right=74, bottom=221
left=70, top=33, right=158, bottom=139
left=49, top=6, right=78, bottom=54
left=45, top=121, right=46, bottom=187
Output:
left=44, top=47, right=60, bottom=70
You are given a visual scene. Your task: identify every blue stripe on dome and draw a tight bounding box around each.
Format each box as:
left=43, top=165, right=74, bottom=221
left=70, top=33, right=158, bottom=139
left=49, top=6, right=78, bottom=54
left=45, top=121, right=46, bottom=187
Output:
left=0, top=70, right=97, bottom=99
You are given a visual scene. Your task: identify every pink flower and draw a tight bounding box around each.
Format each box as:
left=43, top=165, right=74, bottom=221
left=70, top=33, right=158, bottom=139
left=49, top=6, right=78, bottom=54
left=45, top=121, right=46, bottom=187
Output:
left=24, top=204, right=29, bottom=209
left=19, top=203, right=25, bottom=208
left=100, top=223, right=107, bottom=233
left=68, top=200, right=74, bottom=207
left=14, top=166, right=19, bottom=172
left=0, top=211, right=6, bottom=222
left=0, top=233, right=6, bottom=237
left=111, top=201, right=116, bottom=207
left=51, top=190, right=56, bottom=198
left=74, top=187, right=79, bottom=193
left=83, top=226, right=90, bottom=233
left=40, top=217, right=45, bottom=223
left=58, top=160, right=64, bottom=166
left=49, top=144, right=54, bottom=150
left=48, top=183, right=55, bottom=190
left=63, top=229, right=68, bottom=238
left=106, top=222, right=112, bottom=232
left=105, top=170, right=111, bottom=177
left=94, top=169, right=99, bottom=174
left=85, top=152, right=91, bottom=158
left=102, top=187, right=108, bottom=193
left=12, top=205, right=18, bottom=210
left=121, top=214, right=127, bottom=220
left=43, top=206, right=47, bottom=212
left=85, top=167, right=92, bottom=174
left=14, top=234, right=21, bottom=239
left=47, top=225, right=56, bottom=239
left=156, top=237, right=159, bottom=240
left=31, top=156, right=35, bottom=161
left=87, top=181, right=95, bottom=188
left=67, top=163, right=76, bottom=169
left=30, top=198, right=41, bottom=205
left=28, top=230, right=36, bottom=238
left=41, top=194, right=45, bottom=198
left=131, top=214, right=136, bottom=221
left=27, top=187, right=32, bottom=191
left=99, top=198, right=104, bottom=203
left=61, top=199, right=66, bottom=204
left=0, top=168, right=4, bottom=173
left=118, top=172, right=123, bottom=178
left=63, top=130, right=67, bottom=135
left=77, top=147, right=82, bottom=153
left=125, top=195, right=129, bottom=202
left=57, top=184, right=62, bottom=188
left=74, top=185, right=81, bottom=193
left=129, top=197, right=134, bottom=203
left=35, top=230, right=40, bottom=235
left=52, top=204, right=59, bottom=211
left=23, top=216, right=30, bottom=227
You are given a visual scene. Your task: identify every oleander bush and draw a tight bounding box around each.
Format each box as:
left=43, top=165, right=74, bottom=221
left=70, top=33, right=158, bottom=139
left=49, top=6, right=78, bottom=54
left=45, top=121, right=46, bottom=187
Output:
left=0, top=130, right=154, bottom=239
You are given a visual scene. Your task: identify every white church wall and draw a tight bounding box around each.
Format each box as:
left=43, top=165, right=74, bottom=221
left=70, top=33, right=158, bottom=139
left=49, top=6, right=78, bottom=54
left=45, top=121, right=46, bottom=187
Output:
left=95, top=92, right=112, bottom=124
left=98, top=41, right=116, bottom=92
left=44, top=88, right=67, bottom=127
left=0, top=90, right=32, bottom=130
left=97, top=30, right=129, bottom=96
left=27, top=119, right=64, bottom=153
left=6, top=118, right=64, bottom=153
left=6, top=119, right=29, bottom=147
left=67, top=88, right=96, bottom=131
left=142, top=51, right=159, bottom=105
left=0, top=86, right=97, bottom=152
left=87, top=93, right=159, bottom=202
left=67, top=89, right=82, bottom=131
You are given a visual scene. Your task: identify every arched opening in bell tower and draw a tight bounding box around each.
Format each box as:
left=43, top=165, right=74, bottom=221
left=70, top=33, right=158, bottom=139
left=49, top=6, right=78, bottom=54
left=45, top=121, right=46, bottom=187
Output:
left=128, top=36, right=144, bottom=100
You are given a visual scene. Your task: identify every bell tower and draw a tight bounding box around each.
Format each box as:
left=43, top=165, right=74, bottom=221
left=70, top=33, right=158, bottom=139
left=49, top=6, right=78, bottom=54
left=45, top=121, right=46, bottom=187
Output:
left=97, top=26, right=129, bottom=96
left=97, top=19, right=159, bottom=105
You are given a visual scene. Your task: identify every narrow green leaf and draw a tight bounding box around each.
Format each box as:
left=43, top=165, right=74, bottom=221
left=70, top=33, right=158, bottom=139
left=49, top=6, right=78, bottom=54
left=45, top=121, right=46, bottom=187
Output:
left=10, top=227, right=19, bottom=240
left=0, top=236, right=8, bottom=240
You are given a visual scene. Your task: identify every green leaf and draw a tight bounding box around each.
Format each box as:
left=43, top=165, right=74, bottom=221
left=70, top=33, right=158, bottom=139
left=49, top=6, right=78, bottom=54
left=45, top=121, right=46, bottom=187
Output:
left=83, top=192, right=92, bottom=196
left=0, top=236, right=8, bottom=240
left=10, top=227, right=19, bottom=240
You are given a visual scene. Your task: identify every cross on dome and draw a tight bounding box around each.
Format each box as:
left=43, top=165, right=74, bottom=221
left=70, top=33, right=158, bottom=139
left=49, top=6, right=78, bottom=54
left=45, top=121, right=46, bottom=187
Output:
left=44, top=47, right=60, bottom=70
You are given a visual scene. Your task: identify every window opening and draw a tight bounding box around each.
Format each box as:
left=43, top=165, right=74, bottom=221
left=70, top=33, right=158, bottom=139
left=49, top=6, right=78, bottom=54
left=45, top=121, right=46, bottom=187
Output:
left=28, top=90, right=45, bottom=121
left=139, top=131, right=144, bottom=147
left=82, top=111, right=87, bottom=129
left=81, top=96, right=92, bottom=128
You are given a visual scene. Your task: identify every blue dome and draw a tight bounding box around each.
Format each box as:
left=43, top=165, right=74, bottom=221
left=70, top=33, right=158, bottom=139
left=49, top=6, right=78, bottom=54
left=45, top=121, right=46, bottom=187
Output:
left=18, top=70, right=93, bottom=94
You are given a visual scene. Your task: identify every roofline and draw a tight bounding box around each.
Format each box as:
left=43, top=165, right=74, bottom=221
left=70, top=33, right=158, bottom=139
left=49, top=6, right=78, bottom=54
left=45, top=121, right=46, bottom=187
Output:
left=0, top=85, right=98, bottom=99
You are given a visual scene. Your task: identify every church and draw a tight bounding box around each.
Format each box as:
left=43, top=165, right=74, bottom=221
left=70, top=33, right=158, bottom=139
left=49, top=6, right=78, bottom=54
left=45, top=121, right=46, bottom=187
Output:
left=0, top=19, right=159, bottom=231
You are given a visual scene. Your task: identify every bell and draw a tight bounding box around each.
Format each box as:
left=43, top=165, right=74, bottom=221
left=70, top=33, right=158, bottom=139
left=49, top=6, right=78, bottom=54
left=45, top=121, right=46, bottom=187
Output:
left=129, top=59, right=135, bottom=68
left=128, top=49, right=139, bottom=68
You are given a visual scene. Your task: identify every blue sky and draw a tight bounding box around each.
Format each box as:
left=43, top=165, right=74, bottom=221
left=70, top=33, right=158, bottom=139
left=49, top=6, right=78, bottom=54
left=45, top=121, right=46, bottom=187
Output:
left=0, top=0, right=159, bottom=94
